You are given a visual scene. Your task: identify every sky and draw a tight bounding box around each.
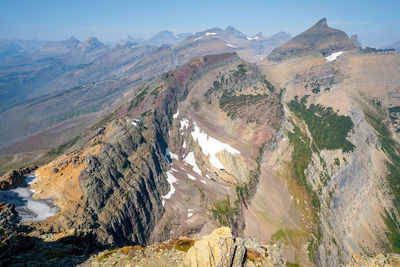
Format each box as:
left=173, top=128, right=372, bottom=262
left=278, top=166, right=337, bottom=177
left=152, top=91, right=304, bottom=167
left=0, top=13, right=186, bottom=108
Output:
left=1, top=0, right=400, bottom=47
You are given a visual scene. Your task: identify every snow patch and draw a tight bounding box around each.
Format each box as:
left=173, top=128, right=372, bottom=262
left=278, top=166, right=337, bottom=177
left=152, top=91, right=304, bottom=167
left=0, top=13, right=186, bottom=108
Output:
left=206, top=32, right=217, bottom=36
left=194, top=36, right=202, bottom=41
left=191, top=122, right=240, bottom=169
left=180, top=119, right=189, bottom=130
left=170, top=152, right=179, bottom=160
left=226, top=43, right=236, bottom=48
left=187, top=173, right=196, bottom=181
left=184, top=152, right=202, bottom=175
left=201, top=180, right=207, bottom=184
left=161, top=170, right=179, bottom=205
left=256, top=55, right=264, bottom=60
left=182, top=140, right=186, bottom=149
left=173, top=110, right=179, bottom=119
left=246, top=36, right=260, bottom=41
left=206, top=174, right=211, bottom=180
left=187, top=209, right=194, bottom=218
left=325, top=51, right=343, bottom=62
left=131, top=121, right=137, bottom=126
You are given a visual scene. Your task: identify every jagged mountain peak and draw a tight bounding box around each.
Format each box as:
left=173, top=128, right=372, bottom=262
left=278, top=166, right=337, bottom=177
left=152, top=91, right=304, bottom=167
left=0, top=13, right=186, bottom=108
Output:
left=313, top=17, right=328, bottom=29
left=267, top=17, right=356, bottom=61
left=225, top=25, right=245, bottom=37
left=63, top=36, right=81, bottom=48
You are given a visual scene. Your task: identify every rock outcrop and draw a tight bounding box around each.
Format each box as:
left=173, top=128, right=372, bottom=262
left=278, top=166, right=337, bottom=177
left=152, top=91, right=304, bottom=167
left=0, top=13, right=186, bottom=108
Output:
left=80, top=227, right=286, bottom=267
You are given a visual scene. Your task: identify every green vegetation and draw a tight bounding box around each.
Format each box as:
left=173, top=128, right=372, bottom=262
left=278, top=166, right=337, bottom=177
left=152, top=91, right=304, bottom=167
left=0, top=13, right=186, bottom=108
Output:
left=47, top=135, right=80, bottom=157
left=211, top=196, right=236, bottom=227
left=261, top=75, right=276, bottom=93
left=286, top=95, right=355, bottom=261
left=271, top=228, right=307, bottom=249
left=97, top=249, right=118, bottom=261
left=288, top=96, right=355, bottom=152
left=128, top=87, right=149, bottom=112
left=334, top=157, right=340, bottom=166
left=219, top=93, right=270, bottom=120
left=383, top=209, right=400, bottom=253
left=361, top=104, right=400, bottom=252
left=90, top=112, right=115, bottom=131
left=286, top=262, right=300, bottom=267
left=174, top=239, right=194, bottom=252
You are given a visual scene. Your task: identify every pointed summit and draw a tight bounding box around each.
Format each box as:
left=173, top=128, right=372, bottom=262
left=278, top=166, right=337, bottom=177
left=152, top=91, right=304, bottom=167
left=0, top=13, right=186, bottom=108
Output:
left=313, top=17, right=328, bottom=29
left=64, top=36, right=81, bottom=48
left=268, top=17, right=355, bottom=61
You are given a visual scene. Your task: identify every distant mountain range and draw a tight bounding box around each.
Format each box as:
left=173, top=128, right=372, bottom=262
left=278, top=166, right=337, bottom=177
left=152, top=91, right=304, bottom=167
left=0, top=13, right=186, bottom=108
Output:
left=382, top=40, right=400, bottom=50
left=0, top=26, right=290, bottom=151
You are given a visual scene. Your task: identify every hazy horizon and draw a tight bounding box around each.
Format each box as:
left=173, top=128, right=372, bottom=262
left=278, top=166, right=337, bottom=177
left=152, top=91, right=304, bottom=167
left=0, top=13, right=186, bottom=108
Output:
left=1, top=0, right=400, bottom=48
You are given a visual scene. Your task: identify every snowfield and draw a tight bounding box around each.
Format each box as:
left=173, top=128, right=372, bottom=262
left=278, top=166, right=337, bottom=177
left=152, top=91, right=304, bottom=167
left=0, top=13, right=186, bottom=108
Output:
left=226, top=43, right=236, bottom=48
left=325, top=51, right=343, bottom=62
left=184, top=152, right=202, bottom=175
left=191, top=122, right=240, bottom=169
left=206, top=32, right=217, bottom=36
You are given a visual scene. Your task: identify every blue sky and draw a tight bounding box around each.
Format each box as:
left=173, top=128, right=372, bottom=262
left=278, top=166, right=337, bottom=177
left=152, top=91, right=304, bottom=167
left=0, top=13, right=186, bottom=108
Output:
left=1, top=0, right=399, bottom=47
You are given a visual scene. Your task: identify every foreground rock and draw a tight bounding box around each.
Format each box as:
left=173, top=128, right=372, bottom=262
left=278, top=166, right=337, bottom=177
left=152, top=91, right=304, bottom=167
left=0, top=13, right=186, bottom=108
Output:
left=80, top=227, right=285, bottom=267
left=0, top=166, right=36, bottom=190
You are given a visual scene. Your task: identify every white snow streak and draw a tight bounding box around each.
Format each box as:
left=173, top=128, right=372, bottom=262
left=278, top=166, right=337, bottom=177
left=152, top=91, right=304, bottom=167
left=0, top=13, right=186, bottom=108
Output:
left=194, top=36, right=202, bottom=41
left=226, top=43, right=236, bottom=48
left=161, top=170, right=178, bottom=205
left=191, top=122, right=240, bottom=169
left=325, top=51, right=343, bottom=62
left=187, top=209, right=194, bottom=218
left=182, top=140, right=186, bottom=149
left=184, top=152, right=202, bottom=175
left=206, top=32, right=217, bottom=36
left=187, top=174, right=196, bottom=181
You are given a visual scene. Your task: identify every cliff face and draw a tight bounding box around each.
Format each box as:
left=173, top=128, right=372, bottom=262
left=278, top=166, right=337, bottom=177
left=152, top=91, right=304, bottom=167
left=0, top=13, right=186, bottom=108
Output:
left=260, top=49, right=400, bottom=266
